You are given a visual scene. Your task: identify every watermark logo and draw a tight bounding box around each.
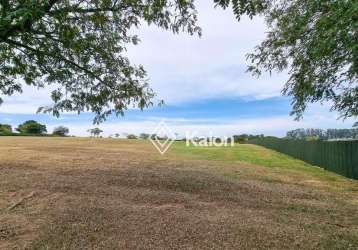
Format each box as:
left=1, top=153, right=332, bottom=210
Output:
left=185, top=131, right=235, bottom=147
left=149, top=121, right=235, bottom=155
left=149, top=121, right=176, bottom=155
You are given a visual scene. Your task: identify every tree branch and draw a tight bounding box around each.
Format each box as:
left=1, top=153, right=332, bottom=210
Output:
left=48, top=6, right=128, bottom=15
left=5, top=38, right=104, bottom=84
left=0, top=0, right=60, bottom=40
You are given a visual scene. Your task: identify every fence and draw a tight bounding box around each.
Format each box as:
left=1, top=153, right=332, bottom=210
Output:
left=249, top=138, right=358, bottom=180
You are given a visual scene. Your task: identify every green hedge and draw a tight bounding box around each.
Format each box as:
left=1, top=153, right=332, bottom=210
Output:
left=249, top=138, right=358, bottom=180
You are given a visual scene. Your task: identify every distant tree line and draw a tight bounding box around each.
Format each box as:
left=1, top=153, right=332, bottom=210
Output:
left=0, top=120, right=69, bottom=137
left=286, top=128, right=358, bottom=140
left=3, top=121, right=357, bottom=142
left=114, top=133, right=268, bottom=143
left=232, top=134, right=265, bottom=143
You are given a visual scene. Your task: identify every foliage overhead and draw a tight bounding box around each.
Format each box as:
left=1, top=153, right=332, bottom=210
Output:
left=0, top=0, right=201, bottom=123
left=16, top=120, right=47, bottom=134
left=0, top=0, right=356, bottom=123
left=216, top=0, right=357, bottom=120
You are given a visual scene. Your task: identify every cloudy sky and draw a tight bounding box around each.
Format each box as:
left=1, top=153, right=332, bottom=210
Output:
left=0, top=1, right=355, bottom=137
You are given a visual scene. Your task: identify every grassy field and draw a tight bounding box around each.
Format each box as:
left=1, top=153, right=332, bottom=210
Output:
left=0, top=137, right=357, bottom=249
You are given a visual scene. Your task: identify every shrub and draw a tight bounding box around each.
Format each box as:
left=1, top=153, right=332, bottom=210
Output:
left=127, top=134, right=138, bottom=139
left=0, top=124, right=12, bottom=133
left=139, top=133, right=150, bottom=139
left=53, top=126, right=69, bottom=136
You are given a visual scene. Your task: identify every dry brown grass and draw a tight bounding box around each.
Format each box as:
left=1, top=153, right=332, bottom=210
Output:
left=0, top=137, right=357, bottom=249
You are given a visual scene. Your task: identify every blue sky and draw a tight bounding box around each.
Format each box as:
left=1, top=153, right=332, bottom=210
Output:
left=0, top=1, right=355, bottom=137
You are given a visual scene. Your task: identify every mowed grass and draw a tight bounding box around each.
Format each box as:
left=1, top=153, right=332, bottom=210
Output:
left=173, top=143, right=358, bottom=192
left=0, top=137, right=357, bottom=249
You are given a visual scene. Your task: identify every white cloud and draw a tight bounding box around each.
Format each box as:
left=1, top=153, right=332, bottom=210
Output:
left=125, top=3, right=286, bottom=104
left=0, top=85, right=54, bottom=113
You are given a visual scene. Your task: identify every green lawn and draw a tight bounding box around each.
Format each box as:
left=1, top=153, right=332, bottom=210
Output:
left=172, top=142, right=358, bottom=192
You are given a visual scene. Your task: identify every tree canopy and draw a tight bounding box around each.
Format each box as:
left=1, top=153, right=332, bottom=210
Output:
left=88, top=127, right=103, bottom=137
left=217, top=0, right=357, bottom=120
left=0, top=0, right=200, bottom=123
left=0, top=123, right=12, bottom=133
left=16, top=120, right=47, bottom=134
left=0, top=0, right=357, bottom=122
